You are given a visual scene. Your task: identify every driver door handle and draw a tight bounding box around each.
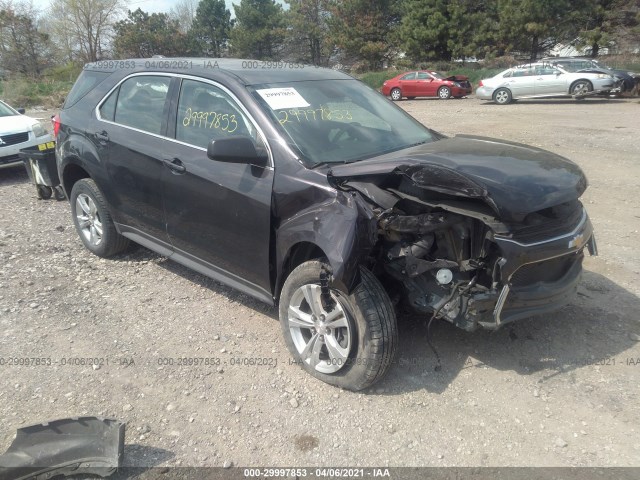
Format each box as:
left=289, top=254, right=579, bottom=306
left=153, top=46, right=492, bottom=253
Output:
left=163, top=157, right=186, bottom=174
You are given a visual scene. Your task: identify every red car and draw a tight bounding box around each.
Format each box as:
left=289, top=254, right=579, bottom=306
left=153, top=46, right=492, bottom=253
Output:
left=381, top=70, right=472, bottom=100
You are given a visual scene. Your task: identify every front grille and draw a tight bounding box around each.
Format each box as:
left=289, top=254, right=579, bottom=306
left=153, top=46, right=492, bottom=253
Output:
left=509, top=200, right=584, bottom=244
left=0, top=132, right=29, bottom=147
left=510, top=254, right=581, bottom=287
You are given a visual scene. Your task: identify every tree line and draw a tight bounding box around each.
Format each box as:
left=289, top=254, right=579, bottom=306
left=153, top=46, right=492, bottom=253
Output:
left=0, top=0, right=639, bottom=77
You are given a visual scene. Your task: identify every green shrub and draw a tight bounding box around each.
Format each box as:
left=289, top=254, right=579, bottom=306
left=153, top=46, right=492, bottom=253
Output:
left=44, top=62, right=83, bottom=82
left=446, top=67, right=503, bottom=85
left=597, top=54, right=640, bottom=72
left=0, top=76, right=73, bottom=108
left=358, top=70, right=401, bottom=89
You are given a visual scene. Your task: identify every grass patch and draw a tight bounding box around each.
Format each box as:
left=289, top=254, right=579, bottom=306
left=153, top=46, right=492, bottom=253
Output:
left=358, top=70, right=402, bottom=89
left=597, top=54, right=640, bottom=72
left=0, top=77, right=73, bottom=108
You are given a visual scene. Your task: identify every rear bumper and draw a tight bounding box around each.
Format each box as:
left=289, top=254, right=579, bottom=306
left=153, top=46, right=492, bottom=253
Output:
left=475, top=86, right=494, bottom=100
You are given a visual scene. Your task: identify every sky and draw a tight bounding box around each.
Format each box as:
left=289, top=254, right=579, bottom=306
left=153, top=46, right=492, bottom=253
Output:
left=30, top=0, right=237, bottom=15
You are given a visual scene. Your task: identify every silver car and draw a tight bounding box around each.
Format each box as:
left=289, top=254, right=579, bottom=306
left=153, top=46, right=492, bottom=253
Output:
left=476, top=63, right=616, bottom=104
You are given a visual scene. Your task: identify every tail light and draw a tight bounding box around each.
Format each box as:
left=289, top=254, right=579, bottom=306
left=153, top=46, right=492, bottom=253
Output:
left=51, top=114, right=61, bottom=138
left=478, top=80, right=484, bottom=87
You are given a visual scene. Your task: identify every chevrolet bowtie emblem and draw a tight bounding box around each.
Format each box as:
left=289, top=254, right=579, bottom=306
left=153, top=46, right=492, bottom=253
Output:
left=568, top=233, right=585, bottom=249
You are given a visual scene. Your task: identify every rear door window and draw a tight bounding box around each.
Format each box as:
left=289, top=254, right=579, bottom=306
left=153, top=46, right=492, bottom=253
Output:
left=110, top=76, right=171, bottom=135
left=401, top=72, right=416, bottom=80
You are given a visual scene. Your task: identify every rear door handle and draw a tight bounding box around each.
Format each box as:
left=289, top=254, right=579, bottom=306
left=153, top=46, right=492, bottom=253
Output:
left=163, top=158, right=186, bottom=174
left=95, top=130, right=109, bottom=142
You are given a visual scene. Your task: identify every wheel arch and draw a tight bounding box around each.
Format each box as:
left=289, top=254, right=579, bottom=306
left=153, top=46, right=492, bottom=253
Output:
left=273, top=193, right=378, bottom=304
left=276, top=241, right=327, bottom=301
left=61, top=161, right=91, bottom=198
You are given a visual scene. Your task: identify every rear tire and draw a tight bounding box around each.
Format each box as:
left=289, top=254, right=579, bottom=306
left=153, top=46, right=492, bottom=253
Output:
left=390, top=88, right=402, bottom=101
left=70, top=178, right=129, bottom=258
left=279, top=260, right=398, bottom=391
left=493, top=88, right=512, bottom=105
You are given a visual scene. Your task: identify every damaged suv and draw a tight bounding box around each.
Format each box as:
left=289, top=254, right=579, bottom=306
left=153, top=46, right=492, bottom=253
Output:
left=55, top=59, right=597, bottom=391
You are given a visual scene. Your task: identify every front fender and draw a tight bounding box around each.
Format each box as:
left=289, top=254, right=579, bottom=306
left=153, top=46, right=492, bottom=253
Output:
left=275, top=191, right=377, bottom=295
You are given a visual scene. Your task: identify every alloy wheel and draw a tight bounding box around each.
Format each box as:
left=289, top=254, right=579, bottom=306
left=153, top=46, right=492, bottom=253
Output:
left=287, top=284, right=352, bottom=374
left=75, top=193, right=103, bottom=246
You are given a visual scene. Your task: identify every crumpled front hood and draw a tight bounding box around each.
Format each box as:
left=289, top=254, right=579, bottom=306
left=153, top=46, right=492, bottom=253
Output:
left=329, top=135, right=587, bottom=221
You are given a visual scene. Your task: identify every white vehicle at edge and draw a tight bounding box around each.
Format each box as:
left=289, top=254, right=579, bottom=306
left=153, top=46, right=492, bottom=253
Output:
left=0, top=100, right=53, bottom=167
left=476, top=63, right=616, bottom=104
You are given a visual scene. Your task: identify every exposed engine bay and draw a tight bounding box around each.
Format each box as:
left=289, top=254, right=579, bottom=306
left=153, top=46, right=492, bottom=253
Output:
left=331, top=155, right=597, bottom=332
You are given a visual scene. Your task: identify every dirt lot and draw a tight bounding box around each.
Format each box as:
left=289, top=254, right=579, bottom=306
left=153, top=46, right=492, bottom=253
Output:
left=1, top=97, right=639, bottom=469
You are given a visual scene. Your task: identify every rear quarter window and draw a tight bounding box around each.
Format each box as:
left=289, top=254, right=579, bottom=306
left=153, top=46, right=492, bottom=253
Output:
left=64, top=70, right=110, bottom=109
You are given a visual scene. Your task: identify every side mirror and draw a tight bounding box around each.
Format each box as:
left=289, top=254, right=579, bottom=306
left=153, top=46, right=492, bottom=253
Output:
left=207, top=136, right=268, bottom=167
left=17, top=108, right=26, bottom=114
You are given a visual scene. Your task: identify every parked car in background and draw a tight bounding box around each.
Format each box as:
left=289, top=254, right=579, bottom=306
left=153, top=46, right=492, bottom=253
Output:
left=476, top=63, right=616, bottom=104
left=0, top=100, right=53, bottom=167
left=381, top=70, right=472, bottom=100
left=55, top=59, right=596, bottom=390
left=541, top=56, right=636, bottom=93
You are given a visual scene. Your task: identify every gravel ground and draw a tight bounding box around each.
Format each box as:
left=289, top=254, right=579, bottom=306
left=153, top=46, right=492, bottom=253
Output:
left=1, top=97, right=639, bottom=469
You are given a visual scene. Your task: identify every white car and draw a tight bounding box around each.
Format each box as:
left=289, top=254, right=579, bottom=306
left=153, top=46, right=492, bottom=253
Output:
left=0, top=100, right=53, bottom=167
left=476, top=63, right=617, bottom=104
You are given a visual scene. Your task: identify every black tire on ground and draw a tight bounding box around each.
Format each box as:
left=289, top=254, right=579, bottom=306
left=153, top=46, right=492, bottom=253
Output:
left=279, top=260, right=398, bottom=391
left=438, top=86, right=451, bottom=99
left=37, top=185, right=52, bottom=200
left=493, top=87, right=512, bottom=105
left=390, top=88, right=402, bottom=101
left=70, top=178, right=129, bottom=257
left=53, top=186, right=66, bottom=201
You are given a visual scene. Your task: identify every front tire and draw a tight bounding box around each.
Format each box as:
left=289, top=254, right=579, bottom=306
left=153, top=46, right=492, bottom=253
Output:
left=493, top=88, right=512, bottom=105
left=438, top=86, right=451, bottom=99
left=279, top=260, right=398, bottom=391
left=571, top=80, right=593, bottom=97
left=70, top=178, right=129, bottom=257
left=390, top=88, right=402, bottom=101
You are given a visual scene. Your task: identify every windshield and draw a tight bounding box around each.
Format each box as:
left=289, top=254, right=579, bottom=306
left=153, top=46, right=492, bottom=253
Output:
left=250, top=79, right=436, bottom=166
left=0, top=101, right=18, bottom=117
left=431, top=71, right=445, bottom=79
